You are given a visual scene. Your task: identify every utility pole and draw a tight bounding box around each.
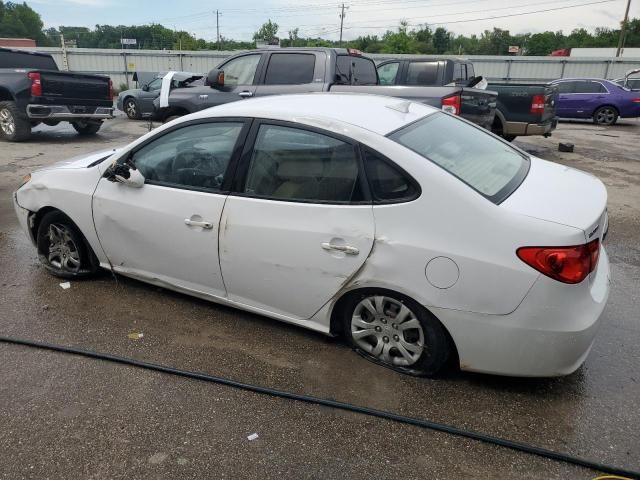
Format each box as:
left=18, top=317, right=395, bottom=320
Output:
left=339, top=3, right=348, bottom=45
left=216, top=10, right=220, bottom=50
left=616, top=0, right=632, bottom=57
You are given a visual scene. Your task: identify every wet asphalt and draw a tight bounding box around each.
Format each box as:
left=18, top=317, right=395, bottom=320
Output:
left=0, top=116, right=639, bottom=479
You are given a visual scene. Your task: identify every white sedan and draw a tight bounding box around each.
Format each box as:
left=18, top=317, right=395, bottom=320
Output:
left=13, top=93, right=610, bottom=377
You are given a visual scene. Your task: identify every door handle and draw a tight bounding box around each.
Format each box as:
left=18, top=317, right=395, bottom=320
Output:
left=184, top=219, right=213, bottom=229
left=321, top=242, right=359, bottom=255
left=238, top=91, right=253, bottom=98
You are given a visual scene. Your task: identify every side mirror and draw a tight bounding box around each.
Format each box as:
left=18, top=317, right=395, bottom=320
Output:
left=208, top=69, right=224, bottom=89
left=141, top=84, right=149, bottom=92
left=104, top=159, right=145, bottom=188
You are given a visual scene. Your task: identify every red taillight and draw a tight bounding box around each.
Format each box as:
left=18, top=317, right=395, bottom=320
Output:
left=517, top=238, right=600, bottom=284
left=530, top=94, right=545, bottom=114
left=442, top=94, right=461, bottom=115
left=108, top=79, right=113, bottom=99
left=632, top=97, right=640, bottom=103
left=28, top=72, right=42, bottom=97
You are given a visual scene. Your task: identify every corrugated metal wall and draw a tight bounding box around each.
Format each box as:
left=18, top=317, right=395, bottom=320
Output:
left=19, top=47, right=640, bottom=88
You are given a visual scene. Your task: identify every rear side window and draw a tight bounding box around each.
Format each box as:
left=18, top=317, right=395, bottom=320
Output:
left=335, top=56, right=377, bottom=85
left=377, top=62, right=399, bottom=85
left=362, top=148, right=419, bottom=202
left=574, top=81, right=607, bottom=93
left=264, top=53, right=315, bottom=85
left=406, top=62, right=439, bottom=85
left=453, top=64, right=465, bottom=82
left=0, top=51, right=58, bottom=69
left=244, top=124, right=364, bottom=203
left=389, top=113, right=529, bottom=203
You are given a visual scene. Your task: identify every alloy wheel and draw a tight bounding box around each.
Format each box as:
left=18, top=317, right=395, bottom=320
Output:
left=0, top=108, right=16, bottom=136
left=596, top=108, right=616, bottom=124
left=351, top=295, right=424, bottom=366
left=47, top=223, right=81, bottom=272
left=125, top=100, right=137, bottom=117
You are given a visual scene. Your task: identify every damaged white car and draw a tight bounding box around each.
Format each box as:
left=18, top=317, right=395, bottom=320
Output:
left=14, top=93, right=610, bottom=377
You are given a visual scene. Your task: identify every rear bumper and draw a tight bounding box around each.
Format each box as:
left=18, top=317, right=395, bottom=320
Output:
left=433, top=247, right=610, bottom=377
left=27, top=104, right=114, bottom=120
left=503, top=117, right=558, bottom=137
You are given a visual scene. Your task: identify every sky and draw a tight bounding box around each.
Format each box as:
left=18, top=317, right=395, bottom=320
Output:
left=29, top=0, right=640, bottom=42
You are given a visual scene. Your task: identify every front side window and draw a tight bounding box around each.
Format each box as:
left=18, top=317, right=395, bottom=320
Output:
left=556, top=81, right=577, bottom=94
left=147, top=78, right=162, bottom=91
left=133, top=122, right=244, bottom=190
left=389, top=113, right=528, bottom=203
left=406, top=62, right=439, bottom=86
left=265, top=53, right=315, bottom=85
left=377, top=62, right=399, bottom=85
left=244, top=124, right=363, bottom=203
left=221, top=54, right=261, bottom=87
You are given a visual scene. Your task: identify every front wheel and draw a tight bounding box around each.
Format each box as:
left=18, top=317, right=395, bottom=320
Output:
left=72, top=120, right=103, bottom=136
left=36, top=211, right=99, bottom=278
left=593, top=106, right=618, bottom=125
left=342, top=291, right=451, bottom=376
left=123, top=98, right=140, bottom=119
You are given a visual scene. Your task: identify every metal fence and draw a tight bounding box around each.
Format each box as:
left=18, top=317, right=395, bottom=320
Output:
left=19, top=47, right=640, bottom=88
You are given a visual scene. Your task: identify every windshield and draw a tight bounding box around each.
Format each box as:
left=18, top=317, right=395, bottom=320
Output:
left=389, top=113, right=529, bottom=203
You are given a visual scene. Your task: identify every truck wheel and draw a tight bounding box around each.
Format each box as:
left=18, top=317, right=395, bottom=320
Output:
left=501, top=134, right=517, bottom=142
left=593, top=106, right=618, bottom=125
left=0, top=101, right=32, bottom=142
left=123, top=98, right=140, bottom=120
left=72, top=120, right=103, bottom=136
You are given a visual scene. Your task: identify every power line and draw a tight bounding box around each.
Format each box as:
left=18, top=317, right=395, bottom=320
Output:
left=342, top=0, right=619, bottom=29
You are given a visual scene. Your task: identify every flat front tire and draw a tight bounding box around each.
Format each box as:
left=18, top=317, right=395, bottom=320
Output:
left=36, top=211, right=99, bottom=279
left=342, top=290, right=451, bottom=376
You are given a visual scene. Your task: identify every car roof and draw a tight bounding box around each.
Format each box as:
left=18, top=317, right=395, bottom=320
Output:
left=552, top=78, right=612, bottom=83
left=188, top=93, right=439, bottom=136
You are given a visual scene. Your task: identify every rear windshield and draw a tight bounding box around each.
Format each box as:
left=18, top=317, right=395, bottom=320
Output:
left=335, top=55, right=377, bottom=85
left=0, top=50, right=58, bottom=70
left=389, top=113, right=529, bottom=203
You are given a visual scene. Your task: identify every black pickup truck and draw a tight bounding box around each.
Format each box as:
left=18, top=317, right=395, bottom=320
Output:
left=0, top=48, right=114, bottom=141
left=377, top=57, right=558, bottom=141
left=154, top=48, right=497, bottom=129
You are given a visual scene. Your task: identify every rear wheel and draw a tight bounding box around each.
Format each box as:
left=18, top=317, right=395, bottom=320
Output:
left=342, top=290, right=451, bottom=376
left=36, top=211, right=99, bottom=278
left=163, top=114, right=183, bottom=124
left=0, top=101, right=32, bottom=142
left=123, top=98, right=140, bottom=119
left=593, top=106, right=618, bottom=125
left=72, top=120, right=103, bottom=136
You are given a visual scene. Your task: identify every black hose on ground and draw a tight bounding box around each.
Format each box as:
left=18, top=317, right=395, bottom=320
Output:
left=1, top=335, right=638, bottom=479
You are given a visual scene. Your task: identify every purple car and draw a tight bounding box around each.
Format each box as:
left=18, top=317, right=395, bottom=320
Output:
left=551, top=78, right=640, bottom=125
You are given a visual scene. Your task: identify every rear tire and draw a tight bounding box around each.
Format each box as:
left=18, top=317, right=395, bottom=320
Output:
left=36, top=211, right=99, bottom=279
left=163, top=115, right=182, bottom=124
left=0, top=101, right=32, bottom=142
left=341, top=289, right=451, bottom=376
left=501, top=134, right=517, bottom=142
left=72, top=120, right=103, bottom=136
left=593, top=106, right=618, bottom=125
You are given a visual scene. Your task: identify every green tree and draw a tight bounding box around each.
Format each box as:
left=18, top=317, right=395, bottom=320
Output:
left=253, top=19, right=278, bottom=43
left=0, top=1, right=49, bottom=45
left=432, top=27, right=450, bottom=54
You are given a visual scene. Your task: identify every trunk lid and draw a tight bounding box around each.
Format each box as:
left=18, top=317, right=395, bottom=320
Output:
left=501, top=157, right=607, bottom=239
